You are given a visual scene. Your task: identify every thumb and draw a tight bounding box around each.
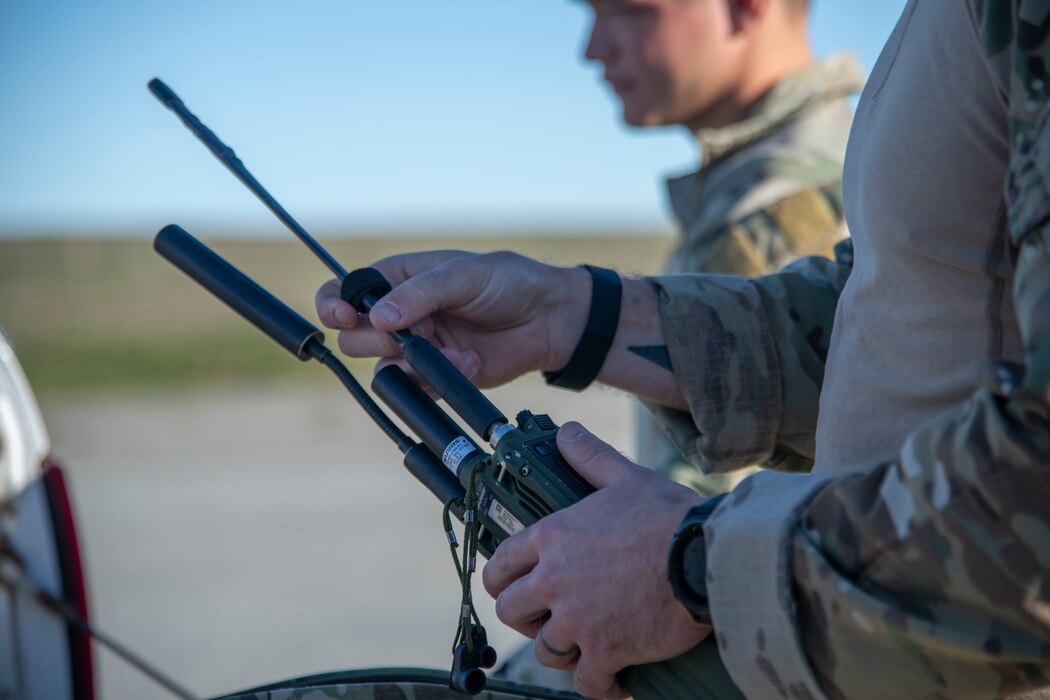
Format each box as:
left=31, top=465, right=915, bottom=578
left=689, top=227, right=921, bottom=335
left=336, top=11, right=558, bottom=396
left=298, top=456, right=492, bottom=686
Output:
left=556, top=421, right=637, bottom=490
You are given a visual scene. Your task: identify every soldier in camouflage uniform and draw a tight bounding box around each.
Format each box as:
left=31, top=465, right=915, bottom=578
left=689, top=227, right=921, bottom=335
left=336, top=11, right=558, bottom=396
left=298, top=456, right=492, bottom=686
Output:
left=518, top=0, right=861, bottom=687
left=581, top=0, right=863, bottom=498
left=637, top=53, right=861, bottom=497
left=316, top=0, right=1050, bottom=697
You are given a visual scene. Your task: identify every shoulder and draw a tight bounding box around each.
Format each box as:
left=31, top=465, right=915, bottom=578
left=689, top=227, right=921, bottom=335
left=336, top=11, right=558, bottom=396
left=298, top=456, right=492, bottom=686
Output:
left=696, top=101, right=854, bottom=234
left=671, top=184, right=848, bottom=276
left=723, top=186, right=849, bottom=274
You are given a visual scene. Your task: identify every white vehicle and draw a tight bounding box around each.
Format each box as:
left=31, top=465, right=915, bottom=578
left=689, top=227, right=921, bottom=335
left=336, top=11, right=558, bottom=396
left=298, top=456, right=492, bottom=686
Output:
left=0, top=326, right=93, bottom=699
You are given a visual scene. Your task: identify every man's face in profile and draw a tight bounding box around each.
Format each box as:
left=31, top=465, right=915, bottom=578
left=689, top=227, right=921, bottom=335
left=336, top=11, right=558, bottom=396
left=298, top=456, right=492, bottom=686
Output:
left=584, top=0, right=745, bottom=129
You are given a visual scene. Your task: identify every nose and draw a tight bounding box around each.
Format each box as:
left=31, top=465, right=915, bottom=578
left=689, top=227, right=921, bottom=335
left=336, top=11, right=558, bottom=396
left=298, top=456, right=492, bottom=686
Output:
left=584, top=16, right=614, bottom=64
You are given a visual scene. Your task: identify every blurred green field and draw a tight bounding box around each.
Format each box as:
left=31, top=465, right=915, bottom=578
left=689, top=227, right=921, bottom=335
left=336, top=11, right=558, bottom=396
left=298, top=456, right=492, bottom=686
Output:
left=0, top=235, right=674, bottom=394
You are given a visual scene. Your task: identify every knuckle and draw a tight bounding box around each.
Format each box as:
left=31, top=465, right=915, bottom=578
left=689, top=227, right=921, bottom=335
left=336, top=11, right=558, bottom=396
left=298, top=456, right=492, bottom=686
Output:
left=578, top=439, right=618, bottom=468
left=531, top=564, right=558, bottom=600
left=527, top=518, right=555, bottom=548
left=485, top=250, right=517, bottom=266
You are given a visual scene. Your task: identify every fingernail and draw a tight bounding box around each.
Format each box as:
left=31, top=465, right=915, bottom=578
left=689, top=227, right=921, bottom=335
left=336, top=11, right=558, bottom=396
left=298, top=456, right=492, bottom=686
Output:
left=558, top=423, right=587, bottom=444
left=372, top=301, right=402, bottom=326
left=462, top=353, right=479, bottom=377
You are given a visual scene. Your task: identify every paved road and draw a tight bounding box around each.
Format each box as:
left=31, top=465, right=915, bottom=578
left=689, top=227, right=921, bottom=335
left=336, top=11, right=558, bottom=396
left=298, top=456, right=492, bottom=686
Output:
left=40, top=377, right=634, bottom=699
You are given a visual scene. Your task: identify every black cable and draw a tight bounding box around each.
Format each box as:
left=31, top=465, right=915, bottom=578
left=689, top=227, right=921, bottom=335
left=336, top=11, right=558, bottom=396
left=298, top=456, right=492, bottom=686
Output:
left=308, top=344, right=416, bottom=454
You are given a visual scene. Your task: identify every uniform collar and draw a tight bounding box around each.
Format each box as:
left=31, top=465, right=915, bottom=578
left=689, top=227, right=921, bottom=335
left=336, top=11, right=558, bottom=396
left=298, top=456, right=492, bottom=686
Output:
left=694, top=54, right=864, bottom=167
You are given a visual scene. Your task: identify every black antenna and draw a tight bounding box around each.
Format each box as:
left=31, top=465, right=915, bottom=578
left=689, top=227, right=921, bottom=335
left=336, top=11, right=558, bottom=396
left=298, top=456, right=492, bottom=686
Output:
left=149, top=79, right=508, bottom=441
left=148, top=79, right=347, bottom=279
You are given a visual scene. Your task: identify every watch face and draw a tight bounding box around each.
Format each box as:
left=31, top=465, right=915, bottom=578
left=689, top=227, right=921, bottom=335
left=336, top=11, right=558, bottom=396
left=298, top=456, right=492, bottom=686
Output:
left=668, top=496, right=727, bottom=625
left=681, top=535, right=709, bottom=600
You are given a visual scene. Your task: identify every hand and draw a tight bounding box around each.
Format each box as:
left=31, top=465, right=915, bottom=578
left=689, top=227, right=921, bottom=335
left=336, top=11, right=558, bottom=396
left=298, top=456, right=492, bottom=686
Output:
left=482, top=422, right=711, bottom=699
left=314, top=250, right=590, bottom=388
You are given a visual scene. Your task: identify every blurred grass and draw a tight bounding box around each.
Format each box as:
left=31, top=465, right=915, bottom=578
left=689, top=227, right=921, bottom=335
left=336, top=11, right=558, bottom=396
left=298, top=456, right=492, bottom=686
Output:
left=0, top=234, right=674, bottom=394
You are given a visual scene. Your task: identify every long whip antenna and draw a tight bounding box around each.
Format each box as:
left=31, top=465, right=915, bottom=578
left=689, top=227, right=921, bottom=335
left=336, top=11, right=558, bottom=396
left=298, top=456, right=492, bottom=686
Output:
left=148, top=78, right=347, bottom=279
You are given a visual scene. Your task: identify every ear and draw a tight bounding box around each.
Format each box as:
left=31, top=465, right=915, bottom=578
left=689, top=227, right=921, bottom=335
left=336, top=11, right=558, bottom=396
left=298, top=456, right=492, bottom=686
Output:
left=728, top=0, right=770, bottom=32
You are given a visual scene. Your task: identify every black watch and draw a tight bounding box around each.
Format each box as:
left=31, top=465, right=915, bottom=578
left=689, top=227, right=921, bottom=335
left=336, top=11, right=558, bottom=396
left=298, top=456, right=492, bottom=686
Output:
left=667, top=494, right=727, bottom=625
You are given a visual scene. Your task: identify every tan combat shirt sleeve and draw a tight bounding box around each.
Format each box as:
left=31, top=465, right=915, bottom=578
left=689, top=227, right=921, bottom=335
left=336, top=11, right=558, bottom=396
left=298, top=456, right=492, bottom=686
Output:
left=681, top=3, right=1050, bottom=698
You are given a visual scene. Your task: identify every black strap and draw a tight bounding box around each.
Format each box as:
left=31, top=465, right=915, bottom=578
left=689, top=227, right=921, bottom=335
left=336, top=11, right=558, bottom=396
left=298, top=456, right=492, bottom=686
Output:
left=543, top=265, right=622, bottom=391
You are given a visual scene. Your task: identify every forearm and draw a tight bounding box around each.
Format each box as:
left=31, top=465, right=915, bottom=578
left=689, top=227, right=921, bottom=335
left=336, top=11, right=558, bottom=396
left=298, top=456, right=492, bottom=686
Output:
left=590, top=276, right=688, bottom=409
left=702, top=230, right=1050, bottom=700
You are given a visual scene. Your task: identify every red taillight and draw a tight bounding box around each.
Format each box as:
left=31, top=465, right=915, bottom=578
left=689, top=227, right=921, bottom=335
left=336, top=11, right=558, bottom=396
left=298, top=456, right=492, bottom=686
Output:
left=43, top=461, right=95, bottom=700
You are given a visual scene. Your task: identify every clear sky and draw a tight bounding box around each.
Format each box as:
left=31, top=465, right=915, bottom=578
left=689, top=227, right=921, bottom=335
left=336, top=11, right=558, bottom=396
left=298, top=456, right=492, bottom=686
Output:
left=0, top=1, right=908, bottom=238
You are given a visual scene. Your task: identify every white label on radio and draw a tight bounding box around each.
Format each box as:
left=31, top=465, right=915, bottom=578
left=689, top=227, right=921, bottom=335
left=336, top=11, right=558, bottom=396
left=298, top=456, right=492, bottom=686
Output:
left=442, top=437, right=476, bottom=473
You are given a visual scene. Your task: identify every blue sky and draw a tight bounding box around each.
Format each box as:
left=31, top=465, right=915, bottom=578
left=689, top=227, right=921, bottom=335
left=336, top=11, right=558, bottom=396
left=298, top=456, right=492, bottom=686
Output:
left=0, top=1, right=907, bottom=238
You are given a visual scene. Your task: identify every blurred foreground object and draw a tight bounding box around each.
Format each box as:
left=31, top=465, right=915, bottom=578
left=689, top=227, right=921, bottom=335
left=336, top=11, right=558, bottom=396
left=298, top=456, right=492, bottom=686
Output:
left=0, top=326, right=94, bottom=699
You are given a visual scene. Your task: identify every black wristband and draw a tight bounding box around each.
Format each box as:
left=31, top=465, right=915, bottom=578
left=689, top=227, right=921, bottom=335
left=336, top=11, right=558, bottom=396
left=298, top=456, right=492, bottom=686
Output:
left=542, top=265, right=622, bottom=391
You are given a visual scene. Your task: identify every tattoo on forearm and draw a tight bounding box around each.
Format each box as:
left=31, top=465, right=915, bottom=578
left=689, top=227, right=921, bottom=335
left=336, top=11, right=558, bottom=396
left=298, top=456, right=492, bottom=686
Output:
left=628, top=345, right=673, bottom=372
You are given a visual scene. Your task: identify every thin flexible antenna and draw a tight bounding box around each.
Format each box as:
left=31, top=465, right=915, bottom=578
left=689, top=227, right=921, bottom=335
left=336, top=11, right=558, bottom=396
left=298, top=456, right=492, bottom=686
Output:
left=148, top=79, right=508, bottom=441
left=148, top=78, right=348, bottom=279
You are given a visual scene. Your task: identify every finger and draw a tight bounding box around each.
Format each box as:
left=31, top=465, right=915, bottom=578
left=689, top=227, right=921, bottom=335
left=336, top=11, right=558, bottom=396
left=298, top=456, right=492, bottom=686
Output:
left=368, top=256, right=493, bottom=333
left=556, top=422, right=639, bottom=490
left=491, top=571, right=550, bottom=638
left=370, top=249, right=474, bottom=287
left=573, top=657, right=627, bottom=700
left=482, top=528, right=540, bottom=598
left=336, top=326, right=403, bottom=359
left=323, top=250, right=468, bottom=331
left=374, top=348, right=480, bottom=398
left=436, top=347, right=480, bottom=382
left=535, top=618, right=580, bottom=670
left=333, top=316, right=440, bottom=360
left=315, top=279, right=363, bottom=330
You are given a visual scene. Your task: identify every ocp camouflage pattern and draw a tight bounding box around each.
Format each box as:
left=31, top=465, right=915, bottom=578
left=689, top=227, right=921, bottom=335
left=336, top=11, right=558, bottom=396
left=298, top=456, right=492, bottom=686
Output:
left=646, top=241, right=850, bottom=475
left=791, top=233, right=1050, bottom=699
left=652, top=1, right=1050, bottom=697
left=217, top=679, right=584, bottom=700
left=636, top=55, right=862, bottom=495
left=784, top=4, right=1050, bottom=697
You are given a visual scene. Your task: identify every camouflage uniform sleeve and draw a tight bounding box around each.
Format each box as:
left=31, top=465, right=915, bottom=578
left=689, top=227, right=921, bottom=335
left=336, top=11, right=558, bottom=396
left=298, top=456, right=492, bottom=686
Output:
left=644, top=240, right=851, bottom=474
left=639, top=187, right=848, bottom=487
left=699, top=4, right=1050, bottom=698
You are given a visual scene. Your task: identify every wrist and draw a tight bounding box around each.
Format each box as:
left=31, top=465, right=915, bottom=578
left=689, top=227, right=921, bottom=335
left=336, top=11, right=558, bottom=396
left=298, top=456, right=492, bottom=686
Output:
left=542, top=266, right=592, bottom=373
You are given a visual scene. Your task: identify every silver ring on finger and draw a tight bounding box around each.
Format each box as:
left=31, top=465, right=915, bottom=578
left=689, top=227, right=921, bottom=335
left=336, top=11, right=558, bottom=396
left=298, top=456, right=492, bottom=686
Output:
left=538, top=624, right=575, bottom=658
